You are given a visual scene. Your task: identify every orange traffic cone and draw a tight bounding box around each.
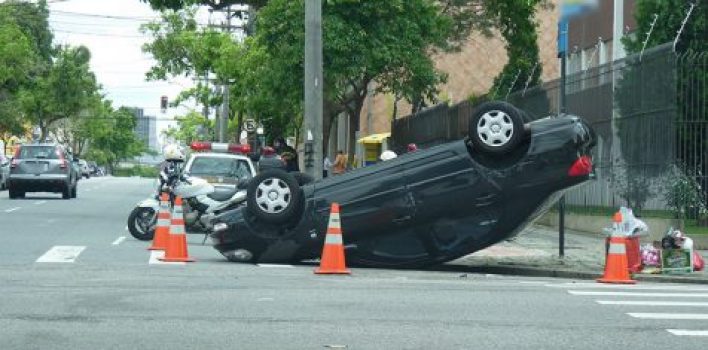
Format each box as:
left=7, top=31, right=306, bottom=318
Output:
left=148, top=192, right=171, bottom=251
left=315, top=203, right=350, bottom=275
left=159, top=196, right=195, bottom=262
left=597, top=236, right=636, bottom=284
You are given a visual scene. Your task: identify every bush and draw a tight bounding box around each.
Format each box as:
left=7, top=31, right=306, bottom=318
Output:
left=113, top=165, right=159, bottom=178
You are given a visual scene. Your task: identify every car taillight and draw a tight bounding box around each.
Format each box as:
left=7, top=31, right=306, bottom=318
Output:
left=56, top=149, right=67, bottom=169
left=11, top=147, right=20, bottom=168
left=568, top=155, right=592, bottom=177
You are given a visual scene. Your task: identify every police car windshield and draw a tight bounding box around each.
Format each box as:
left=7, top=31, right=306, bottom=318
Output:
left=189, top=157, right=252, bottom=179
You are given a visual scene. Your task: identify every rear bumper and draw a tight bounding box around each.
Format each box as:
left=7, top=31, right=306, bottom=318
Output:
left=9, top=174, right=70, bottom=192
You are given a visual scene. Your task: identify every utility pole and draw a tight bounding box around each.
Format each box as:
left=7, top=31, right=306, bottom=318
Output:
left=210, top=5, right=244, bottom=142
left=304, top=0, right=323, bottom=179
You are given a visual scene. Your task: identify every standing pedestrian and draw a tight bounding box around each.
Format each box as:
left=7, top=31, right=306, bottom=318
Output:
left=332, top=150, right=347, bottom=175
left=323, top=155, right=332, bottom=178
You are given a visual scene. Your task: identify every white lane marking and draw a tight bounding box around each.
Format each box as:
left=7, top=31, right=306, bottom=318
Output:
left=36, top=246, right=86, bottom=263
left=257, top=264, right=295, bottom=268
left=148, top=250, right=185, bottom=265
left=34, top=201, right=47, bottom=205
left=568, top=291, right=708, bottom=298
left=112, top=237, right=126, bottom=245
left=5, top=207, right=20, bottom=213
left=667, top=329, right=708, bottom=337
left=549, top=283, right=708, bottom=292
left=597, top=300, right=708, bottom=307
left=628, top=313, right=708, bottom=320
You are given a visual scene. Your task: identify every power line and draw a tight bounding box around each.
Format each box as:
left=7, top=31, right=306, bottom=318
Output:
left=52, top=29, right=147, bottom=39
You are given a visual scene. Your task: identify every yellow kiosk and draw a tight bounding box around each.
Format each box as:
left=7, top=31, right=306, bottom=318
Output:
left=357, top=132, right=390, bottom=166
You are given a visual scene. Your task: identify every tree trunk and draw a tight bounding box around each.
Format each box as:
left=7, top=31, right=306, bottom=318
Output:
left=346, top=96, right=367, bottom=167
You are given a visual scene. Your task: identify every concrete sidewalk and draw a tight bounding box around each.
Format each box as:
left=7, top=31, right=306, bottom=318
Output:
left=444, top=225, right=708, bottom=284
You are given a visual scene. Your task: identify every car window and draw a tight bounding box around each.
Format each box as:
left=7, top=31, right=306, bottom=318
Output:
left=18, top=146, right=59, bottom=159
left=189, top=157, right=253, bottom=179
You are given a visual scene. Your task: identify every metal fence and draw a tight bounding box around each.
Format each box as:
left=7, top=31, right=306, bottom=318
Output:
left=391, top=43, right=708, bottom=220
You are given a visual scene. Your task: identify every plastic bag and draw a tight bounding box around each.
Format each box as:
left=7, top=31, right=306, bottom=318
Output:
left=641, top=244, right=660, bottom=267
left=694, top=251, right=705, bottom=272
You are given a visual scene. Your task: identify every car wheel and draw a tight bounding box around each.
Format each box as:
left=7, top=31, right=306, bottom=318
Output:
left=127, top=207, right=156, bottom=241
left=8, top=188, right=17, bottom=199
left=62, top=184, right=71, bottom=199
left=246, top=170, right=303, bottom=225
left=469, top=101, right=525, bottom=155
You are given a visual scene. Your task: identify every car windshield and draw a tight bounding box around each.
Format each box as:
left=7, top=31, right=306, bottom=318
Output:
left=18, top=146, right=59, bottom=159
left=189, top=157, right=252, bottom=179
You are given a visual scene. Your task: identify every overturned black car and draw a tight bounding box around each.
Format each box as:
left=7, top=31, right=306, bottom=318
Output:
left=210, top=102, right=596, bottom=268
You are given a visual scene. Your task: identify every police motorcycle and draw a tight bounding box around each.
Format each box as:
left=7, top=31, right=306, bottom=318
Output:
left=127, top=145, right=248, bottom=241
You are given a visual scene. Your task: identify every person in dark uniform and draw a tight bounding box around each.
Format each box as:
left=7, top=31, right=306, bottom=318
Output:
left=274, top=137, right=299, bottom=172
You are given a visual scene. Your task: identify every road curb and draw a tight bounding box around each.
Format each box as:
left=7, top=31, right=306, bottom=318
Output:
left=439, top=264, right=708, bottom=284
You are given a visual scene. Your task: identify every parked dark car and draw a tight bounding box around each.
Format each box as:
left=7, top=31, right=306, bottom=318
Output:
left=7, top=144, right=79, bottom=199
left=210, top=102, right=596, bottom=268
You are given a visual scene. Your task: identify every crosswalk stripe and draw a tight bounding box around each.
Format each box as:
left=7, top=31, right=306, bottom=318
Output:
left=148, top=250, right=185, bottom=265
left=36, top=246, right=86, bottom=263
left=628, top=313, right=708, bottom=320
left=597, top=300, right=708, bottom=306
left=257, top=264, right=295, bottom=268
left=548, top=283, right=708, bottom=292
left=569, top=290, right=708, bottom=298
left=667, top=329, right=708, bottom=336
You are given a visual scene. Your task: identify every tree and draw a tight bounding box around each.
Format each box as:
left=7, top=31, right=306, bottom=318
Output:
left=242, top=0, right=465, bottom=156
left=0, top=0, right=53, bottom=63
left=142, top=0, right=268, bottom=11
left=19, top=45, right=99, bottom=141
left=86, top=106, right=146, bottom=171
left=485, top=0, right=548, bottom=98
left=162, top=110, right=214, bottom=144
left=141, top=9, right=240, bottom=121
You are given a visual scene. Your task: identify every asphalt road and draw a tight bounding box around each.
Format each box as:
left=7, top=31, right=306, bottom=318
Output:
left=0, top=177, right=707, bottom=349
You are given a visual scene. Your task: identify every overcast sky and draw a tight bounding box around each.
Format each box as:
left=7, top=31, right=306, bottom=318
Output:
left=45, top=0, right=205, bottom=133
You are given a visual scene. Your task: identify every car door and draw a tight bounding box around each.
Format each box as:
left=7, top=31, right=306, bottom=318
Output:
left=311, top=161, right=414, bottom=241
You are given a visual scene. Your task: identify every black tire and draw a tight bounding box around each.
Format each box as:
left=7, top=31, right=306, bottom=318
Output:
left=127, top=207, right=156, bottom=241
left=71, top=184, right=77, bottom=198
left=62, top=184, right=71, bottom=199
left=246, top=170, right=303, bottom=225
left=469, top=101, right=525, bottom=155
left=8, top=188, right=18, bottom=199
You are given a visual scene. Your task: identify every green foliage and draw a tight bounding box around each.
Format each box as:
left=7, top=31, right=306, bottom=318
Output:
left=623, top=0, right=707, bottom=54
left=19, top=45, right=99, bottom=141
left=86, top=106, right=146, bottom=169
left=485, top=0, right=546, bottom=99
left=662, top=164, right=707, bottom=221
left=0, top=0, right=53, bottom=63
left=245, top=0, right=461, bottom=154
left=113, top=165, right=160, bottom=178
left=162, top=111, right=214, bottom=144
left=142, top=0, right=268, bottom=11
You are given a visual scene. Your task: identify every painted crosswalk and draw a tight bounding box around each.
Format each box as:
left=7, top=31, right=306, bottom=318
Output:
left=36, top=246, right=86, bottom=263
left=549, top=282, right=708, bottom=337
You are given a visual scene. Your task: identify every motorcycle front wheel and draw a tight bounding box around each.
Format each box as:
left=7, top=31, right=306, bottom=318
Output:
left=127, top=207, right=156, bottom=241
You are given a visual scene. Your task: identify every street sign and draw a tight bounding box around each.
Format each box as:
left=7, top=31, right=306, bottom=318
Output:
left=244, top=119, right=256, bottom=133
